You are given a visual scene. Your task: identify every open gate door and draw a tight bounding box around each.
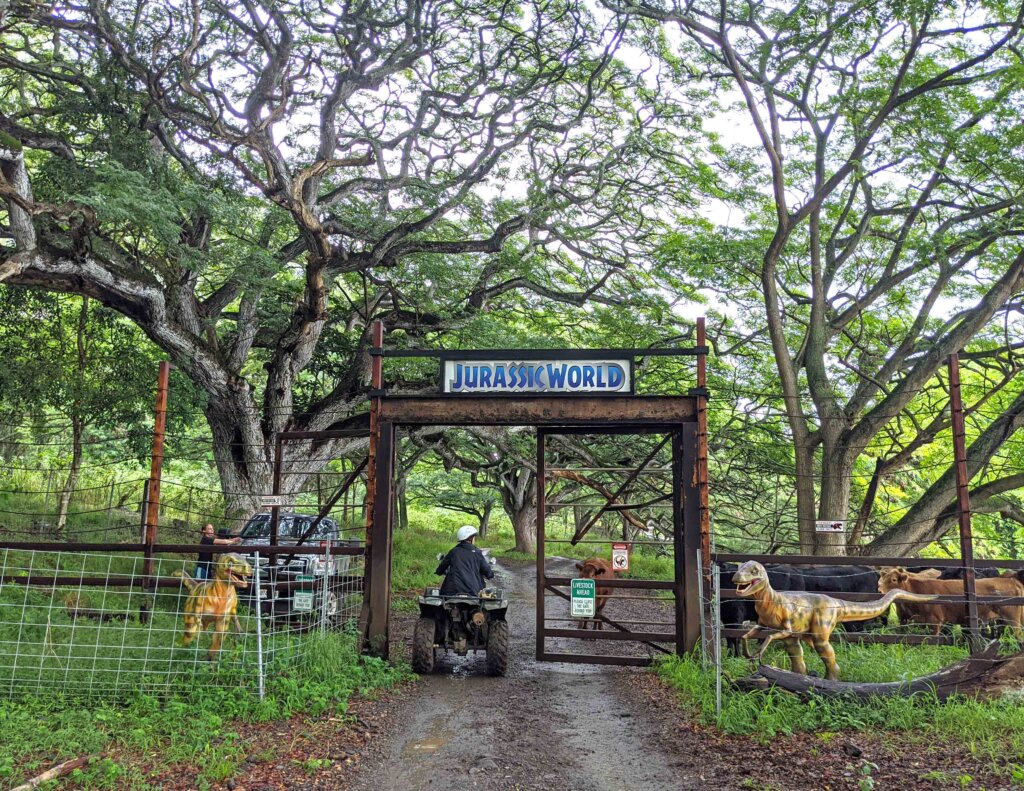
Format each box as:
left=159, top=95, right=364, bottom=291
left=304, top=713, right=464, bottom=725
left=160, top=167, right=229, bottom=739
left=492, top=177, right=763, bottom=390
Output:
left=536, top=426, right=702, bottom=666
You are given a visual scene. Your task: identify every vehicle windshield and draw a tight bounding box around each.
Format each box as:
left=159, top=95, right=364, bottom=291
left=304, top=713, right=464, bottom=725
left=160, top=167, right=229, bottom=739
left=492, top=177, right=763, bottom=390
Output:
left=241, top=515, right=332, bottom=539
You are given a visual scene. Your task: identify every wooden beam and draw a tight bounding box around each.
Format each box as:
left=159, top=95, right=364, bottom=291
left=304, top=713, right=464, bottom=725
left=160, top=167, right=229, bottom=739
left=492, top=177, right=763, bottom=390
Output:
left=378, top=396, right=696, bottom=425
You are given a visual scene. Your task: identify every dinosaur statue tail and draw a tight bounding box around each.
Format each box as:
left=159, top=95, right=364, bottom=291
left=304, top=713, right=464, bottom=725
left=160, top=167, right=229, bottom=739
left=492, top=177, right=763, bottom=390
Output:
left=836, top=589, right=937, bottom=623
left=172, top=569, right=199, bottom=592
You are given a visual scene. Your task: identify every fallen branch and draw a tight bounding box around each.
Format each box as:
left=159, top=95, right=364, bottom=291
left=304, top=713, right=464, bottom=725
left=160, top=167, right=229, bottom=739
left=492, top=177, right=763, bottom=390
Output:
left=733, top=640, right=1010, bottom=700
left=11, top=756, right=91, bottom=790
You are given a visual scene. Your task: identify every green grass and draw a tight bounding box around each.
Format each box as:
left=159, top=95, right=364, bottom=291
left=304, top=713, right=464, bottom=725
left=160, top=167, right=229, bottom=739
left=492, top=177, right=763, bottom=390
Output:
left=657, top=645, right=1024, bottom=769
left=0, top=630, right=409, bottom=789
left=391, top=527, right=454, bottom=613
left=0, top=547, right=324, bottom=696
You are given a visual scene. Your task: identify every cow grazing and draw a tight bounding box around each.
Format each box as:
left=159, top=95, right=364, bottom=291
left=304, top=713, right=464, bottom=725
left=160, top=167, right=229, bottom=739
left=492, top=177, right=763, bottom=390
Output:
left=879, top=567, right=1024, bottom=638
left=575, top=557, right=615, bottom=630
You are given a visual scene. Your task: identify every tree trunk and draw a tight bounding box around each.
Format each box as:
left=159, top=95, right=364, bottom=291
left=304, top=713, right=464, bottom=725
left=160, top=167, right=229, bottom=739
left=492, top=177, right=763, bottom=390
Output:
left=510, top=502, right=537, bottom=555
left=0, top=147, right=36, bottom=251
left=398, top=487, right=409, bottom=531
left=479, top=501, right=493, bottom=538
left=54, top=413, right=83, bottom=538
left=814, top=447, right=854, bottom=556
left=793, top=440, right=818, bottom=554
left=55, top=296, right=89, bottom=538
left=204, top=395, right=272, bottom=522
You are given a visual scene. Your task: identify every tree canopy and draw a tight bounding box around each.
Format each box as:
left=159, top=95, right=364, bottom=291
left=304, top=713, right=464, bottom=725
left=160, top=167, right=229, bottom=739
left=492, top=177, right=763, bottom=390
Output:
left=1, top=0, right=1022, bottom=557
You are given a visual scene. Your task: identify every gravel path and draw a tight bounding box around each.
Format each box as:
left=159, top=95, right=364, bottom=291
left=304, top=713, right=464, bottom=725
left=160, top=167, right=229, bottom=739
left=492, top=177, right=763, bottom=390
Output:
left=346, top=557, right=695, bottom=791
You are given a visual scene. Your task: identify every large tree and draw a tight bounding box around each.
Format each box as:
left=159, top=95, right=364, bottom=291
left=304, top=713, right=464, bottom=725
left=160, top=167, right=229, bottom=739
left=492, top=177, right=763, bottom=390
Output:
left=0, top=0, right=680, bottom=515
left=614, top=0, right=1024, bottom=554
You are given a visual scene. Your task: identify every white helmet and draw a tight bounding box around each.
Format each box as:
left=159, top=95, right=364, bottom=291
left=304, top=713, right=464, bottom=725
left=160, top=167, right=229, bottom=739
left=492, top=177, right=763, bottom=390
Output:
left=456, top=525, right=478, bottom=542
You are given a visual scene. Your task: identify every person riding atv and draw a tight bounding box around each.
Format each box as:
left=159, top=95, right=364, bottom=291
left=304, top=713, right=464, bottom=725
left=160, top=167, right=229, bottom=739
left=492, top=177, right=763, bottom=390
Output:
left=435, top=525, right=494, bottom=595
left=412, top=525, right=509, bottom=675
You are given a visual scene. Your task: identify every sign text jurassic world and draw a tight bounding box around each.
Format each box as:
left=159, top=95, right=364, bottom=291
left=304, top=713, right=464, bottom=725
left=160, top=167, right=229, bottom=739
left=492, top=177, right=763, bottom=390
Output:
left=442, top=359, right=632, bottom=394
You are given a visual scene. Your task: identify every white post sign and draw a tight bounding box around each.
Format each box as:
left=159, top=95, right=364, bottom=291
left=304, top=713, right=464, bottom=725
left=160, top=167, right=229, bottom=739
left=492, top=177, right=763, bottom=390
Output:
left=611, top=542, right=630, bottom=572
left=815, top=520, right=845, bottom=533
left=261, top=495, right=283, bottom=509
left=570, top=579, right=596, bottom=618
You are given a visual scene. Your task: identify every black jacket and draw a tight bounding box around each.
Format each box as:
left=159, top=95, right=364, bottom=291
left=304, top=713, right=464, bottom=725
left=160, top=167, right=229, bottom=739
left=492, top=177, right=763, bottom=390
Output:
left=435, top=540, right=494, bottom=596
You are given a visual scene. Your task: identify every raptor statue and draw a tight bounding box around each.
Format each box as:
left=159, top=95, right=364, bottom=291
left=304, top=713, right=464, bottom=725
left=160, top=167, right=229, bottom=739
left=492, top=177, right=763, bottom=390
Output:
left=732, top=560, right=935, bottom=681
left=175, top=553, right=253, bottom=659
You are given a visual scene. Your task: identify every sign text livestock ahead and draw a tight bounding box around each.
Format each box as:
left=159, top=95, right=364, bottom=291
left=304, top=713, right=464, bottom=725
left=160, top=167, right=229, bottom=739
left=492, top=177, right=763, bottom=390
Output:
left=443, top=358, right=632, bottom=395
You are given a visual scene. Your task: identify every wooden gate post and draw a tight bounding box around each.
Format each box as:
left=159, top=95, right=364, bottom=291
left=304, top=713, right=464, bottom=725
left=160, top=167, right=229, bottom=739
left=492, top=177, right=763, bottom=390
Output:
left=948, top=353, right=980, bottom=647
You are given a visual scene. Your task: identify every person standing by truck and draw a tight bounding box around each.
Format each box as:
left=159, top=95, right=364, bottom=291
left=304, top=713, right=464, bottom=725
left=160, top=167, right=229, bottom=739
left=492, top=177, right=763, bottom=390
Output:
left=195, top=523, right=240, bottom=580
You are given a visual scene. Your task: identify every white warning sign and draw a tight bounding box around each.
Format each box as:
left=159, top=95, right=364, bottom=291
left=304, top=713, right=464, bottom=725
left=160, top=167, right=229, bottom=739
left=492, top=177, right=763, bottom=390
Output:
left=611, top=542, right=630, bottom=572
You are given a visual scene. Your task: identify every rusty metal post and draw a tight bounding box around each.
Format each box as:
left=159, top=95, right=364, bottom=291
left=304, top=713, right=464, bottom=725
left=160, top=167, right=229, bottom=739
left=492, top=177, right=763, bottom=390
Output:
left=141, top=361, right=170, bottom=624
left=360, top=321, right=387, bottom=656
left=696, top=317, right=710, bottom=577
left=364, top=421, right=395, bottom=657
left=948, top=353, right=980, bottom=647
left=681, top=422, right=703, bottom=653
left=671, top=428, right=686, bottom=656
left=269, top=433, right=283, bottom=569
left=536, top=429, right=547, bottom=662
left=139, top=479, right=150, bottom=543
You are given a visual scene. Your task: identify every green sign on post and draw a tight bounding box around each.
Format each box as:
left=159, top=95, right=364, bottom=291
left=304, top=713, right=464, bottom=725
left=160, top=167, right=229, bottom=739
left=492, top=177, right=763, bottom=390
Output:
left=570, top=578, right=596, bottom=618
left=293, top=575, right=315, bottom=613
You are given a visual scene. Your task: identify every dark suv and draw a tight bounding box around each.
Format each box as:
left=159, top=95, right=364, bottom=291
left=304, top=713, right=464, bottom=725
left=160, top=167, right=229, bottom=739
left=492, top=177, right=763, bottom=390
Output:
left=232, top=512, right=360, bottom=620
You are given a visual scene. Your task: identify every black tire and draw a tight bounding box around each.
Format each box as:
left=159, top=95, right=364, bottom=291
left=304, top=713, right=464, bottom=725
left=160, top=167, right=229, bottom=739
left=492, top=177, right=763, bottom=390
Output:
left=412, top=617, right=436, bottom=674
left=486, top=620, right=509, bottom=677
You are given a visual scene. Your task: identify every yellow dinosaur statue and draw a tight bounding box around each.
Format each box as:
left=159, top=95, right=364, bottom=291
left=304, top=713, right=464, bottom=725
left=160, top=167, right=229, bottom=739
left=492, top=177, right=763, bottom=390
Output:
left=732, top=560, right=935, bottom=681
left=174, top=553, right=253, bottom=659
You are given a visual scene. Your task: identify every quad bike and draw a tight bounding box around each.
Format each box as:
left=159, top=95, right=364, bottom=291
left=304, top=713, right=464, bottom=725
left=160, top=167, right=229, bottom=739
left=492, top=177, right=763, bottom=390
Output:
left=412, top=583, right=510, bottom=676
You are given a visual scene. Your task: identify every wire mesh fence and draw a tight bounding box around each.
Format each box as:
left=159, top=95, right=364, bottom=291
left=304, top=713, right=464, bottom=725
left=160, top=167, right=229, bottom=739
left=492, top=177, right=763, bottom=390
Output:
left=0, top=542, right=364, bottom=700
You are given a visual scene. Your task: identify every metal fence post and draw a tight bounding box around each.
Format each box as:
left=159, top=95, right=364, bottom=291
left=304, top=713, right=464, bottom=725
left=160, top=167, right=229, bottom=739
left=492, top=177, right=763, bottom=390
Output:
left=253, top=553, right=265, bottom=700
left=948, top=353, right=981, bottom=649
left=713, top=562, right=722, bottom=725
left=320, top=539, right=331, bottom=633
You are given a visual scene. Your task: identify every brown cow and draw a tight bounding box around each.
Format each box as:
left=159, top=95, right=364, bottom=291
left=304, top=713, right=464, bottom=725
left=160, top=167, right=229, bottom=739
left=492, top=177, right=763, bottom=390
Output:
left=575, top=558, right=615, bottom=630
left=879, top=567, right=1024, bottom=638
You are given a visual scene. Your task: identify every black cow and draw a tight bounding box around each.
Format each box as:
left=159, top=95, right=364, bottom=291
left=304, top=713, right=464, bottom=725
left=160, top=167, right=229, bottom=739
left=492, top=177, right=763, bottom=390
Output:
left=717, top=562, right=807, bottom=655
left=789, top=565, right=882, bottom=631
left=938, top=566, right=1004, bottom=580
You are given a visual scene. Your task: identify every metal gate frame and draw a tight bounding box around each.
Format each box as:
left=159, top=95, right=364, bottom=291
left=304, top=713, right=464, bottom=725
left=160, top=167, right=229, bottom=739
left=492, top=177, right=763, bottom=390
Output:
left=536, top=425, right=702, bottom=665
left=353, top=320, right=710, bottom=660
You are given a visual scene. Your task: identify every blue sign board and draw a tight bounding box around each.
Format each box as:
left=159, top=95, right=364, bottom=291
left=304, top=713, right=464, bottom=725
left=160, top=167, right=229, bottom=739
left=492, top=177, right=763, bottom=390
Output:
left=443, top=359, right=631, bottom=394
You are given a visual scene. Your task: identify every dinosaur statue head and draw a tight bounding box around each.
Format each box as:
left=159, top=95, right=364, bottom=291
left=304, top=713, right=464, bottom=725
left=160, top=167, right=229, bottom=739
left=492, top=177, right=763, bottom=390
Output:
left=213, top=553, right=253, bottom=589
left=732, top=560, right=769, bottom=597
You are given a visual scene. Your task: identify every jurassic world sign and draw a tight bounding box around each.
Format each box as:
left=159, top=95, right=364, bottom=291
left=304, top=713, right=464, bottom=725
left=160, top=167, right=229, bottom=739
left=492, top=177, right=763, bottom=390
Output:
left=442, top=357, right=633, bottom=394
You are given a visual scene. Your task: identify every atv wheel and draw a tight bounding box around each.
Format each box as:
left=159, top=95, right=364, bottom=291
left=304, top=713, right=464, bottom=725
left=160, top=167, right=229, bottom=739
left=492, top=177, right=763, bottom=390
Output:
left=486, top=619, right=509, bottom=676
left=412, top=617, right=436, bottom=674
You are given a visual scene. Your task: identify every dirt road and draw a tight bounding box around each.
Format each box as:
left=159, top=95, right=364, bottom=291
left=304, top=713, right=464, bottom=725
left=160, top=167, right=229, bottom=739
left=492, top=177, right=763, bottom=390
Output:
left=347, top=557, right=697, bottom=791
